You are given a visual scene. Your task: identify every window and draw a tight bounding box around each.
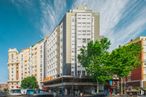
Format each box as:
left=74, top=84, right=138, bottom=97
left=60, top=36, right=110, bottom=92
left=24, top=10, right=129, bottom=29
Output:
left=144, top=68, right=146, bottom=74
left=144, top=46, right=146, bottom=52
left=144, top=74, right=146, bottom=80
left=11, top=54, right=14, bottom=59
left=71, top=71, right=74, bottom=76
left=82, top=38, right=86, bottom=43
left=72, top=18, right=74, bottom=22
left=144, top=41, right=146, bottom=45
left=144, top=60, right=146, bottom=65
left=144, top=53, right=146, bottom=59
left=82, top=71, right=85, bottom=76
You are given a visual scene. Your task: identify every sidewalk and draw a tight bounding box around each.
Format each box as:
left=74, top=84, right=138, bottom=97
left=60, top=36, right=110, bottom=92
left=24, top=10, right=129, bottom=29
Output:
left=111, top=94, right=144, bottom=97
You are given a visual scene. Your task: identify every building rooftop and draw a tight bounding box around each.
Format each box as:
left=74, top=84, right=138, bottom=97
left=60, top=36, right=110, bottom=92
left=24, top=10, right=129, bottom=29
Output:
left=8, top=48, right=18, bottom=53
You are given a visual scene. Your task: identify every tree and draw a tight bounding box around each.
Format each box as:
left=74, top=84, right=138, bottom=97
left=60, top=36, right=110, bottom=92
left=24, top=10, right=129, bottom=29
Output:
left=78, top=37, right=141, bottom=94
left=78, top=37, right=112, bottom=84
left=21, top=76, right=39, bottom=89
left=109, top=43, right=141, bottom=78
left=109, top=43, right=142, bottom=94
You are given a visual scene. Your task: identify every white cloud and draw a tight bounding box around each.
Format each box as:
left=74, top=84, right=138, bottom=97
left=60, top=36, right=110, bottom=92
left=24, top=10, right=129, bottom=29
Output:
left=73, top=0, right=146, bottom=49
left=110, top=7, right=146, bottom=49
left=11, top=0, right=146, bottom=49
left=11, top=0, right=34, bottom=9
left=39, top=0, right=67, bottom=36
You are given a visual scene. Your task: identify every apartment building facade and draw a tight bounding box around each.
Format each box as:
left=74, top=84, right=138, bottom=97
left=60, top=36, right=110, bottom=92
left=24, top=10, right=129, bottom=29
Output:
left=44, top=27, right=60, bottom=80
left=126, top=36, right=146, bottom=88
left=62, top=6, right=100, bottom=77
left=44, top=6, right=100, bottom=79
left=19, top=48, right=31, bottom=82
left=8, top=6, right=100, bottom=94
left=0, top=83, right=8, bottom=91
left=8, top=40, right=45, bottom=89
left=43, top=6, right=100, bottom=95
left=31, top=40, right=45, bottom=88
left=8, top=48, right=19, bottom=89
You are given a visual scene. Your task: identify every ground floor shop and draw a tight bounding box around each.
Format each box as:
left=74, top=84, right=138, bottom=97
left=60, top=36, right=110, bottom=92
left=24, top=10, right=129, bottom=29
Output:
left=42, top=76, right=97, bottom=96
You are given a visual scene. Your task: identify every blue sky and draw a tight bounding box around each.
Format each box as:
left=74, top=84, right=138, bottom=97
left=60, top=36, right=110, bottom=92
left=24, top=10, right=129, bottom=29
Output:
left=0, top=0, right=146, bottom=83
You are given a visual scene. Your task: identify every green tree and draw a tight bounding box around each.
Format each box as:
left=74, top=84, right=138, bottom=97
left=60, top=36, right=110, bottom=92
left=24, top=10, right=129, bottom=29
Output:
left=78, top=37, right=112, bottom=84
left=78, top=37, right=141, bottom=94
left=109, top=43, right=142, bottom=93
left=21, top=76, right=39, bottom=89
left=109, top=43, right=141, bottom=78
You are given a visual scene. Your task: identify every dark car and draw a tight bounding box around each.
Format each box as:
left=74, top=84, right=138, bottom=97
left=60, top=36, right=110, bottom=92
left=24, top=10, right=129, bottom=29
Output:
left=0, top=91, right=6, bottom=97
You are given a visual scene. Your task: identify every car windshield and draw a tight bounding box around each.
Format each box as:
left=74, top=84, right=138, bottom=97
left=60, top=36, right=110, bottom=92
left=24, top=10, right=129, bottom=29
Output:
left=10, top=89, right=21, bottom=93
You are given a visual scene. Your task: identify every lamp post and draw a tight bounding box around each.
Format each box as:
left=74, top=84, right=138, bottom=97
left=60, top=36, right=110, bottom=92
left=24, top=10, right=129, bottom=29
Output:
left=60, top=74, right=64, bottom=96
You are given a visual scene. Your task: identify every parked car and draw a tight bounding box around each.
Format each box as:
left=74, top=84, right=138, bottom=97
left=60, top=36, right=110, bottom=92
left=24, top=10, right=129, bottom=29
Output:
left=26, top=89, right=53, bottom=97
left=9, top=89, right=21, bottom=96
left=0, top=91, right=7, bottom=97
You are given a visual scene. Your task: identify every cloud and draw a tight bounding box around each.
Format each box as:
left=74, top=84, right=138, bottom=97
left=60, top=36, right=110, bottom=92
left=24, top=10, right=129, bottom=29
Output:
left=10, top=0, right=34, bottom=10
left=11, top=0, right=146, bottom=49
left=73, top=0, right=146, bottom=49
left=39, top=0, right=68, bottom=36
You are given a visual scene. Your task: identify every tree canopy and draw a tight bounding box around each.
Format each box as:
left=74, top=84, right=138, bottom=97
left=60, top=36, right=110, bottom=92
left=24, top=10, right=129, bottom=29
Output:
left=78, top=38, right=112, bottom=83
left=109, top=43, right=142, bottom=78
left=21, top=76, right=39, bottom=89
left=78, top=37, right=142, bottom=84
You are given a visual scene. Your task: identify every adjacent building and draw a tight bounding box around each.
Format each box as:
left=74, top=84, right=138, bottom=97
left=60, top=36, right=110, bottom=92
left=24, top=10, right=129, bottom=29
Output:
left=0, top=83, right=8, bottom=91
left=44, top=27, right=60, bottom=80
left=8, top=48, right=19, bottom=89
left=31, top=40, right=45, bottom=88
left=8, top=40, right=45, bottom=89
left=126, top=36, right=146, bottom=88
left=19, top=48, right=31, bottom=82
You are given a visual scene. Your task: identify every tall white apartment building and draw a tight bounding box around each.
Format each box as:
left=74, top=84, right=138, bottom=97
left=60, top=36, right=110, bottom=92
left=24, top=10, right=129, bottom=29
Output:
left=61, top=6, right=100, bottom=77
left=44, top=27, right=60, bottom=79
left=19, top=48, right=31, bottom=82
left=30, top=40, right=45, bottom=88
left=44, top=6, right=100, bottom=79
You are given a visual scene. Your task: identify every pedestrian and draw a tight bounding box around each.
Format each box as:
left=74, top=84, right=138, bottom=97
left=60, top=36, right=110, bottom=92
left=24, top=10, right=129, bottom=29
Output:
left=110, top=88, right=113, bottom=96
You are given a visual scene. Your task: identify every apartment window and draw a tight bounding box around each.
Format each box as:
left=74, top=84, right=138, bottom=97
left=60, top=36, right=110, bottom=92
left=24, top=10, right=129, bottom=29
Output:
left=144, top=46, right=146, bottom=52
left=144, top=68, right=146, bottom=74
left=80, top=71, right=85, bottom=77
left=144, top=60, right=146, bottom=65
left=144, top=74, right=146, bottom=80
left=72, top=18, right=74, bottom=22
left=82, top=38, right=86, bottom=43
left=144, top=41, right=146, bottom=45
left=82, top=18, right=86, bottom=19
left=78, top=71, right=81, bottom=76
left=71, top=72, right=74, bottom=76
left=11, top=54, right=14, bottom=59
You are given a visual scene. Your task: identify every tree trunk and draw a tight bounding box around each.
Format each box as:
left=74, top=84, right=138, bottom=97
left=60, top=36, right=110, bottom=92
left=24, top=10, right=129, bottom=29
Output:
left=97, top=81, right=99, bottom=94
left=120, top=77, right=123, bottom=95
left=120, top=77, right=125, bottom=95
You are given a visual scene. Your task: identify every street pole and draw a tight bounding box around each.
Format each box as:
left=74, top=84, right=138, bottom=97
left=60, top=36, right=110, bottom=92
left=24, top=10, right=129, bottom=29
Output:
left=62, top=76, right=64, bottom=96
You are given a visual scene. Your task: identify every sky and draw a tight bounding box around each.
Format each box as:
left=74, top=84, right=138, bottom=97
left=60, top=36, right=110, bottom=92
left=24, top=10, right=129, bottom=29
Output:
left=0, top=0, right=146, bottom=83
